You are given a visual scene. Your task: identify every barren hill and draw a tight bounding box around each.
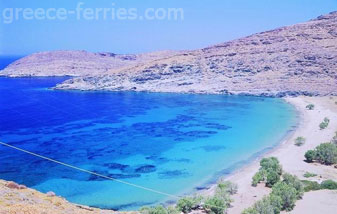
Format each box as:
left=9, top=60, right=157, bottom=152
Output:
left=2, top=12, right=337, bottom=96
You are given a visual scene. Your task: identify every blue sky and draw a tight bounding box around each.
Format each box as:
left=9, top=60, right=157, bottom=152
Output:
left=0, top=0, right=336, bottom=56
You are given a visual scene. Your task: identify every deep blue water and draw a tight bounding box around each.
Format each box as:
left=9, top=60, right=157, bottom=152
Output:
left=0, top=77, right=297, bottom=210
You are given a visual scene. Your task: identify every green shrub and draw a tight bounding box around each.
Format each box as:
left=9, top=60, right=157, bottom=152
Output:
left=306, top=104, right=315, bottom=110
left=315, top=143, right=337, bottom=165
left=320, top=180, right=337, bottom=190
left=242, top=195, right=282, bottom=214
left=304, top=150, right=316, bottom=162
left=167, top=206, right=180, bottom=214
left=176, top=196, right=202, bottom=213
left=260, top=157, right=282, bottom=175
left=251, top=157, right=282, bottom=187
left=266, top=170, right=281, bottom=187
left=301, top=180, right=321, bottom=192
left=140, top=206, right=168, bottom=214
left=294, top=137, right=306, bottom=146
left=252, top=170, right=265, bottom=187
left=271, top=182, right=298, bottom=211
left=245, top=173, right=302, bottom=213
left=319, top=117, right=330, bottom=130
left=217, top=180, right=238, bottom=195
left=282, top=173, right=304, bottom=199
left=204, top=196, right=227, bottom=214
left=303, top=172, right=317, bottom=178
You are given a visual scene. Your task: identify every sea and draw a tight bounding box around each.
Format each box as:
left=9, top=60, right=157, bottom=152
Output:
left=0, top=57, right=297, bottom=210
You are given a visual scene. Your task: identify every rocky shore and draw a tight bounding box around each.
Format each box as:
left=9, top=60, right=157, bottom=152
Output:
left=0, top=180, right=123, bottom=214
left=1, top=12, right=337, bottom=97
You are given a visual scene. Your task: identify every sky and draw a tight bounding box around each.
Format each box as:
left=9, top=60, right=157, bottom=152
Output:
left=0, top=0, right=336, bottom=56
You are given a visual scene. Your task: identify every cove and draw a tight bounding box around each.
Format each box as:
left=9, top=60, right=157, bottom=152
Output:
left=0, top=77, right=297, bottom=210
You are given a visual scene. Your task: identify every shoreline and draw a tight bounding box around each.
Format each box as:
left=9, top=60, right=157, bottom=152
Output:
left=214, top=96, right=337, bottom=214
left=1, top=95, right=336, bottom=213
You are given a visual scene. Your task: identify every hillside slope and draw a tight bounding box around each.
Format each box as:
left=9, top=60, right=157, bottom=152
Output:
left=2, top=12, right=337, bottom=96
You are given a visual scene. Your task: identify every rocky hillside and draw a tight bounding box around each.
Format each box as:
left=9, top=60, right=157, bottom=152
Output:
left=0, top=180, right=121, bottom=214
left=2, top=11, right=337, bottom=96
left=0, top=50, right=179, bottom=77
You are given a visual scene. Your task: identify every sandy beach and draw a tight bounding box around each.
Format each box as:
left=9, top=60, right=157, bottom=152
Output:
left=213, top=96, right=337, bottom=214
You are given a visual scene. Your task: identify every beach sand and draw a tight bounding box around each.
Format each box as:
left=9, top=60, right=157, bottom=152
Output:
left=212, top=96, right=337, bottom=214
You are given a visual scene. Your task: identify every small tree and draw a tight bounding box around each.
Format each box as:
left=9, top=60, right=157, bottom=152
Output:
left=176, top=196, right=202, bottom=213
left=252, top=171, right=265, bottom=187
left=204, top=196, right=227, bottom=214
left=282, top=173, right=304, bottom=199
left=306, top=104, right=315, bottom=110
left=251, top=157, right=282, bottom=187
left=266, top=170, right=281, bottom=187
left=271, top=182, right=297, bottom=211
left=315, top=143, right=337, bottom=165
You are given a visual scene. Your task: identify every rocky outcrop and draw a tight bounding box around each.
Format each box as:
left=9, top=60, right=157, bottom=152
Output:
left=2, top=12, right=337, bottom=96
left=0, top=179, right=120, bottom=214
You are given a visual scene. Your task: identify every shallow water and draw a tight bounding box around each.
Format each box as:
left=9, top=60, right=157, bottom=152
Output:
left=0, top=77, right=297, bottom=210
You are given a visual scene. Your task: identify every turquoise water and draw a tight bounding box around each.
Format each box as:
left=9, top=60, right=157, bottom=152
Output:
left=0, top=77, right=297, bottom=210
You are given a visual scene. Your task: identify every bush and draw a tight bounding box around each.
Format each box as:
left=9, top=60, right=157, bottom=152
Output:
left=319, top=117, right=330, bottom=130
left=251, top=157, right=282, bottom=187
left=260, top=157, right=282, bottom=175
left=271, top=182, right=298, bottom=211
left=245, top=173, right=302, bottom=213
left=204, top=196, right=227, bottom=214
left=217, top=180, right=238, bottom=195
left=294, top=137, right=306, bottom=146
left=320, top=180, right=337, bottom=190
left=266, top=170, right=281, bottom=187
left=304, top=150, right=316, bottom=162
left=315, top=143, right=337, bottom=165
left=306, top=104, right=315, bottom=110
left=140, top=206, right=168, bottom=214
left=282, top=173, right=304, bottom=199
left=242, top=195, right=282, bottom=214
left=303, top=172, right=317, bottom=178
left=176, top=196, right=202, bottom=213
left=252, top=170, right=265, bottom=187
left=167, top=206, right=180, bottom=214
left=301, top=180, right=321, bottom=192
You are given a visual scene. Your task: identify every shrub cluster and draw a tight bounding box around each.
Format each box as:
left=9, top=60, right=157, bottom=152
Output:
left=319, top=117, right=330, bottom=130
left=140, top=205, right=180, bottom=214
left=176, top=196, right=203, bottom=213
left=141, top=181, right=238, bottom=214
left=304, top=143, right=337, bottom=165
left=244, top=172, right=304, bottom=214
left=294, top=136, right=305, bottom=146
left=301, top=179, right=337, bottom=192
left=303, top=172, right=317, bottom=178
left=251, top=157, right=282, bottom=187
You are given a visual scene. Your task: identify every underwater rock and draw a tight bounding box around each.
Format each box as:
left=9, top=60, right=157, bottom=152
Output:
left=135, top=165, right=156, bottom=173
